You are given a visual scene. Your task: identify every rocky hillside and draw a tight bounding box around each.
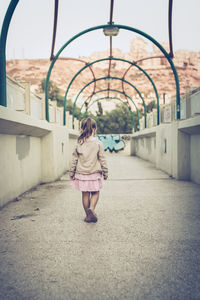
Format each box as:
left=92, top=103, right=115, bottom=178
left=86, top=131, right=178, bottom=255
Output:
left=6, top=38, right=200, bottom=106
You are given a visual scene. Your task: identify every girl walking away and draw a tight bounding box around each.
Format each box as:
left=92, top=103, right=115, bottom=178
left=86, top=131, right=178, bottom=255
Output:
left=69, top=118, right=108, bottom=223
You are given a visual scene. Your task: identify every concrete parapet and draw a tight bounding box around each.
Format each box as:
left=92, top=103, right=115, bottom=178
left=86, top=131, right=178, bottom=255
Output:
left=7, top=77, right=25, bottom=112
left=191, top=90, right=200, bottom=116
left=68, top=115, right=73, bottom=129
left=6, top=76, right=75, bottom=127
left=0, top=105, right=79, bottom=208
left=30, top=93, right=42, bottom=120
left=139, top=116, right=145, bottom=130
left=74, top=118, right=79, bottom=130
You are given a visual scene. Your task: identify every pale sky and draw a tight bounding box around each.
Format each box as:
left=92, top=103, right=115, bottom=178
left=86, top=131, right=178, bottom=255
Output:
left=1, top=0, right=200, bottom=60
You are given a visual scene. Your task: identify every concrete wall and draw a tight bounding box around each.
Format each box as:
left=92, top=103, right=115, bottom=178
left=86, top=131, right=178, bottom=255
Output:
left=190, top=135, right=200, bottom=184
left=0, top=105, right=79, bottom=208
left=191, top=90, right=200, bottom=116
left=178, top=116, right=200, bottom=184
left=156, top=123, right=175, bottom=176
left=0, top=134, right=41, bottom=205
left=130, top=128, right=156, bottom=164
left=131, top=115, right=200, bottom=184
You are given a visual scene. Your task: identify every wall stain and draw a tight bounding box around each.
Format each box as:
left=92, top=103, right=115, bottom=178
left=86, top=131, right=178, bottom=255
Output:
left=16, top=136, right=30, bottom=160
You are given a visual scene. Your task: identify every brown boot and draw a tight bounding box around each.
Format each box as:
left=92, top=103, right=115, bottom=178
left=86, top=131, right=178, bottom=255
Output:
left=87, top=208, right=98, bottom=223
left=84, top=215, right=92, bottom=223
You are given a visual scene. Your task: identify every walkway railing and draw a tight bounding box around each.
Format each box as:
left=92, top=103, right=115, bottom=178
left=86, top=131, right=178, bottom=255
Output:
left=5, top=76, right=80, bottom=130
left=4, top=76, right=200, bottom=132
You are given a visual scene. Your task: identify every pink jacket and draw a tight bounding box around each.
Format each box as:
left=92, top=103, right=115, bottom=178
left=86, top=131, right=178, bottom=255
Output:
left=69, top=137, right=108, bottom=178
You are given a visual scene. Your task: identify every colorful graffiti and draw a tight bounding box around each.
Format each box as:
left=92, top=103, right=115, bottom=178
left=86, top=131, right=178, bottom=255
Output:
left=97, top=135, right=125, bottom=152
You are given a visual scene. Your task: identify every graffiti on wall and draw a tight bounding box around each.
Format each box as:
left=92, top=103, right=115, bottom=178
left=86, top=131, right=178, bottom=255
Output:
left=97, top=135, right=125, bottom=152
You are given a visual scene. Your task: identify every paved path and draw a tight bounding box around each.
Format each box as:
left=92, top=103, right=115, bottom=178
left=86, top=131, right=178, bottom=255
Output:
left=0, top=154, right=200, bottom=300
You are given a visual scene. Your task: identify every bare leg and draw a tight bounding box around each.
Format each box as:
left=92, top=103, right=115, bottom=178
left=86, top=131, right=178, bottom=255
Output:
left=86, top=191, right=100, bottom=223
left=89, top=191, right=100, bottom=211
left=82, top=192, right=90, bottom=216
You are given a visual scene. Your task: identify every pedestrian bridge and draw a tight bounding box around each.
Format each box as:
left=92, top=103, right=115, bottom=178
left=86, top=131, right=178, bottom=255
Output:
left=0, top=154, right=200, bottom=299
left=0, top=77, right=200, bottom=208
left=0, top=77, right=200, bottom=300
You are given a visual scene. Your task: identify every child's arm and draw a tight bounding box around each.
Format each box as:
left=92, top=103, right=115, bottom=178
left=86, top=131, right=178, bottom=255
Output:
left=69, top=145, right=78, bottom=179
left=98, top=142, right=108, bottom=180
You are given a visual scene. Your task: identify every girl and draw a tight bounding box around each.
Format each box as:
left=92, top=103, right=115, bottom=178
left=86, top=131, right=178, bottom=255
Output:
left=69, top=117, right=108, bottom=223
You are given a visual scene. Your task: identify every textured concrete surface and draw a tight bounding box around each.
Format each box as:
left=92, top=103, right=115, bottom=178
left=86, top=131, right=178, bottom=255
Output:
left=0, top=154, right=200, bottom=300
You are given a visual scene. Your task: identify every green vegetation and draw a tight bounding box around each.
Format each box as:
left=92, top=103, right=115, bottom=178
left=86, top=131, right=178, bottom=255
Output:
left=93, top=104, right=135, bottom=134
left=39, top=79, right=59, bottom=101
left=146, top=100, right=156, bottom=112
left=39, top=79, right=84, bottom=119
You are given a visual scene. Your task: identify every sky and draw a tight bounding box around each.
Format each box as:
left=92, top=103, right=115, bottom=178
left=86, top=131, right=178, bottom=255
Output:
left=0, top=0, right=200, bottom=60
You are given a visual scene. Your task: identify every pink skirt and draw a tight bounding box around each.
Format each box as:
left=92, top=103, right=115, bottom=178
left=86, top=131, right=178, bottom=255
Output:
left=71, top=173, right=102, bottom=192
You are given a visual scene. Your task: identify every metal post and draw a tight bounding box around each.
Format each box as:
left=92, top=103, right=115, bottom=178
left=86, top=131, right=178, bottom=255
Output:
left=137, top=110, right=140, bottom=130
left=0, top=0, right=19, bottom=107
left=163, top=93, right=166, bottom=105
left=131, top=111, right=135, bottom=129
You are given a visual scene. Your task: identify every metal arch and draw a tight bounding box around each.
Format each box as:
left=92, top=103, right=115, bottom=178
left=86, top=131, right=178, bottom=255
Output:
left=72, top=76, right=146, bottom=129
left=45, top=24, right=180, bottom=123
left=86, top=97, right=131, bottom=113
left=122, top=56, right=164, bottom=88
left=63, top=57, right=159, bottom=124
left=79, top=91, right=139, bottom=129
left=80, top=88, right=138, bottom=116
left=122, top=55, right=167, bottom=84
left=119, top=57, right=161, bottom=124
left=168, top=0, right=174, bottom=58
left=79, top=88, right=140, bottom=128
left=121, top=56, right=166, bottom=125
left=82, top=89, right=133, bottom=109
left=58, top=57, right=97, bottom=96
left=81, top=96, right=135, bottom=130
left=50, top=0, right=59, bottom=60
left=0, top=0, right=19, bottom=106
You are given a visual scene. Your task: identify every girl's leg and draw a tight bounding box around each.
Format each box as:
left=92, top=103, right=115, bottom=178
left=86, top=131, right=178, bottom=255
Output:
left=82, top=192, right=90, bottom=215
left=89, top=191, right=100, bottom=211
left=87, top=191, right=100, bottom=222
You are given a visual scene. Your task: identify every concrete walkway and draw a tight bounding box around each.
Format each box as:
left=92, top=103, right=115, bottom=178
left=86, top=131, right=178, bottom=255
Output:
left=0, top=154, right=200, bottom=300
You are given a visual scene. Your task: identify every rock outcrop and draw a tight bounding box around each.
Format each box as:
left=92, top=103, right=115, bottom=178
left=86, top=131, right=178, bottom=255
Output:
left=6, top=37, right=200, bottom=106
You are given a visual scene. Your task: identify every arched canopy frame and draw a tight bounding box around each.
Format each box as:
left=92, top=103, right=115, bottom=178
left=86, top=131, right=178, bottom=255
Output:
left=44, top=24, right=180, bottom=123
left=0, top=0, right=19, bottom=106
left=81, top=96, right=135, bottom=130
left=81, top=89, right=133, bottom=111
left=78, top=88, right=140, bottom=128
left=72, top=76, right=146, bottom=129
left=63, top=57, right=159, bottom=125
left=58, top=57, right=97, bottom=96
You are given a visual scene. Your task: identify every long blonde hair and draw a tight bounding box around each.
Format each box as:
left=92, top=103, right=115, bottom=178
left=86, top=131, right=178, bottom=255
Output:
left=78, top=117, right=97, bottom=144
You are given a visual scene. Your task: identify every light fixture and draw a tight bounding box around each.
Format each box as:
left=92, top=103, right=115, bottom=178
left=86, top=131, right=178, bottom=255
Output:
left=103, top=23, right=119, bottom=37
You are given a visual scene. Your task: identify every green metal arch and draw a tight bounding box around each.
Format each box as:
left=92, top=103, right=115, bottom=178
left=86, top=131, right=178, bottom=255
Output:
left=72, top=76, right=146, bottom=128
left=64, top=57, right=159, bottom=124
left=81, top=96, right=135, bottom=130
left=45, top=23, right=180, bottom=123
left=0, top=0, right=19, bottom=106
left=81, top=89, right=138, bottom=112
left=82, top=89, right=134, bottom=110
left=79, top=88, right=140, bottom=128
